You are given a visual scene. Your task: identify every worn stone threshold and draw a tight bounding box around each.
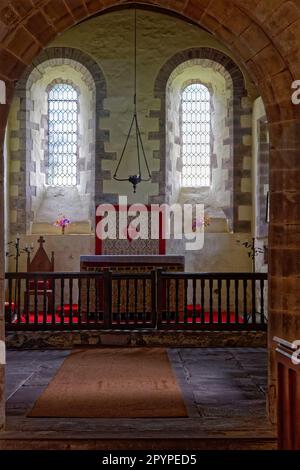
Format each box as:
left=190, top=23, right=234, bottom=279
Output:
left=0, top=418, right=277, bottom=450
left=0, top=436, right=277, bottom=451
left=0, top=440, right=278, bottom=452
left=4, top=415, right=275, bottom=433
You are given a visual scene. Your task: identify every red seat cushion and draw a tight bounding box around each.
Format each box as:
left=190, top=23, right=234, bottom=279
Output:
left=5, top=302, right=15, bottom=310
left=28, top=280, right=52, bottom=291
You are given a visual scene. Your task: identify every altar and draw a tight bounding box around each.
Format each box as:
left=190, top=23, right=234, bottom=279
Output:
left=80, top=255, right=185, bottom=316
left=80, top=255, right=185, bottom=274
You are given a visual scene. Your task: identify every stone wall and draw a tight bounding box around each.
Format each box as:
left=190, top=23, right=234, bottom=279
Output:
left=47, top=10, right=256, bottom=209
left=5, top=9, right=257, bottom=274
left=7, top=233, right=94, bottom=274
left=257, top=120, right=269, bottom=240
left=4, top=11, right=253, bottom=270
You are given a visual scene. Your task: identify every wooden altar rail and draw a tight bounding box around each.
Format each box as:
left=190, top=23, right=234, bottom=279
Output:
left=4, top=271, right=267, bottom=331
left=157, top=271, right=267, bottom=331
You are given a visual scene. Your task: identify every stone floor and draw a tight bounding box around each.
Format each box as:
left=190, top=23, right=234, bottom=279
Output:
left=6, top=348, right=268, bottom=420
left=1, top=348, right=276, bottom=450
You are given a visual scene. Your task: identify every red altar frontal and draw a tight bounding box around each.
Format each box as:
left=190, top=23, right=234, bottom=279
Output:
left=95, top=205, right=166, bottom=255
left=80, top=255, right=185, bottom=314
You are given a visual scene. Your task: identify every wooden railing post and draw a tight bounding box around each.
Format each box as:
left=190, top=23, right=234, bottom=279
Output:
left=103, top=269, right=112, bottom=329
left=151, top=270, right=157, bottom=329
left=7, top=277, right=13, bottom=326
left=156, top=269, right=163, bottom=329
left=52, top=276, right=56, bottom=327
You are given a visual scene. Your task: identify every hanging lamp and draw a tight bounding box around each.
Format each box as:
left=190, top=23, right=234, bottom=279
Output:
left=113, top=9, right=152, bottom=193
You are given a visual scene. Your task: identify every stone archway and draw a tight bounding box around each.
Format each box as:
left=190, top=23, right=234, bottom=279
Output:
left=12, top=46, right=109, bottom=235
left=153, top=47, right=250, bottom=233
left=0, top=0, right=300, bottom=429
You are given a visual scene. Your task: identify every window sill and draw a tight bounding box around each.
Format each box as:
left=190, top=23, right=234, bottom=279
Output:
left=181, top=186, right=212, bottom=191
left=31, top=221, right=92, bottom=235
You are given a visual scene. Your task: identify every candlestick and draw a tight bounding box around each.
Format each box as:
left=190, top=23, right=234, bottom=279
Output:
left=5, top=236, right=35, bottom=315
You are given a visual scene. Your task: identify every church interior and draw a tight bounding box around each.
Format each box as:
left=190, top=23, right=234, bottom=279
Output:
left=0, top=0, right=299, bottom=453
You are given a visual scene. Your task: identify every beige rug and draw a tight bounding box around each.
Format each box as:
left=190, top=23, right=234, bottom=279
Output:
left=28, top=348, right=187, bottom=418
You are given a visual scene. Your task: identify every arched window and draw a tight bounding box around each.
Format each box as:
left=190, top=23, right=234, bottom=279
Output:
left=181, top=83, right=211, bottom=187
left=47, top=83, right=79, bottom=186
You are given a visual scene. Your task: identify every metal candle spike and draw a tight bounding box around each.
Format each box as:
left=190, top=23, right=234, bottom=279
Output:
left=129, top=174, right=141, bottom=193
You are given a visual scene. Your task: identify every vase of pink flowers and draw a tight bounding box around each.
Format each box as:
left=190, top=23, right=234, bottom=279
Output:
left=192, top=215, right=211, bottom=232
left=54, top=214, right=71, bottom=235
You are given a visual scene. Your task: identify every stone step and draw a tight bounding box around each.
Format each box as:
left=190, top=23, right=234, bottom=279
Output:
left=6, top=329, right=267, bottom=349
left=0, top=434, right=277, bottom=451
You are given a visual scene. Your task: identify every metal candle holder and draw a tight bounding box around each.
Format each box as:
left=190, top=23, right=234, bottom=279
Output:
left=237, top=237, right=264, bottom=273
left=6, top=236, right=34, bottom=311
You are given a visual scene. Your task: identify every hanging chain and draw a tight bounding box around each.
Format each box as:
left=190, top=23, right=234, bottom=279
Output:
left=134, top=8, right=137, bottom=114
left=113, top=9, right=152, bottom=190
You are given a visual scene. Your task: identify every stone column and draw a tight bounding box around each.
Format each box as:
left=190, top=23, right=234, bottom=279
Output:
left=0, top=93, right=10, bottom=431
left=268, top=119, right=300, bottom=424
left=0, top=220, right=6, bottom=432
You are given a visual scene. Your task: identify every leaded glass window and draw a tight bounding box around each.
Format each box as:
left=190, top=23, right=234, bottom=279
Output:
left=47, top=83, right=79, bottom=186
left=181, top=83, right=211, bottom=187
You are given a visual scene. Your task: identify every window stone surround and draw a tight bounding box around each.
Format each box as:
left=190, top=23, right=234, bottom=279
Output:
left=11, top=47, right=114, bottom=235
left=256, top=116, right=269, bottom=239
left=152, top=48, right=253, bottom=233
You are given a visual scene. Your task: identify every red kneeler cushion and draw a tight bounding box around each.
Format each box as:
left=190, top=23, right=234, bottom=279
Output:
left=182, top=305, right=244, bottom=324
left=56, top=304, right=79, bottom=316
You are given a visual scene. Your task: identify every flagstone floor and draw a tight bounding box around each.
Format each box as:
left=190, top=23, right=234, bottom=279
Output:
left=6, top=348, right=268, bottom=420
left=1, top=348, right=276, bottom=449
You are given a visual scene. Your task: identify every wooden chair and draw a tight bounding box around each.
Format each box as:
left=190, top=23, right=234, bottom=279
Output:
left=24, top=236, right=55, bottom=315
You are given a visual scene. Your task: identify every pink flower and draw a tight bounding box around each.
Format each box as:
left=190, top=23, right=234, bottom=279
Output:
left=54, top=215, right=71, bottom=228
left=192, top=215, right=211, bottom=232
